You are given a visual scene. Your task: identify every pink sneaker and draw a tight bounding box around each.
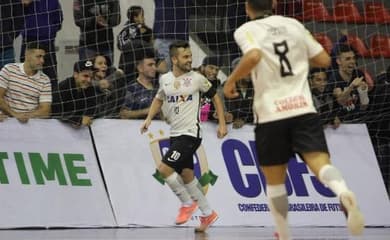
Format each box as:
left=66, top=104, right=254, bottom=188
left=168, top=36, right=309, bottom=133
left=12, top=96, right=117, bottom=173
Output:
left=195, top=210, right=218, bottom=232
left=175, top=202, right=198, bottom=225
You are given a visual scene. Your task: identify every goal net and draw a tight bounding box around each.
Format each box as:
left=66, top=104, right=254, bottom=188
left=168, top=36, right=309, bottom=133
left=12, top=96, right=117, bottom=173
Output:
left=0, top=0, right=389, bottom=195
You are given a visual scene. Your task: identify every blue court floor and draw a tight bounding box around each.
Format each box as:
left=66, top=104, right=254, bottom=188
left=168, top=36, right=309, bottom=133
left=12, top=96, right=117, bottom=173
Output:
left=0, top=227, right=389, bottom=240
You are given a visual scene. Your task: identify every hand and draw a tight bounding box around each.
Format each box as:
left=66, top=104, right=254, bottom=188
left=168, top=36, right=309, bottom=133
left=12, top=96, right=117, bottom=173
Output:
left=139, top=25, right=147, bottom=34
left=217, top=124, right=227, bottom=139
left=22, top=0, right=33, bottom=6
left=81, top=116, right=93, bottom=126
left=225, top=112, right=234, bottom=123
left=99, top=79, right=110, bottom=90
left=223, top=79, right=239, bottom=99
left=232, top=118, right=245, bottom=129
left=14, top=112, right=29, bottom=123
left=96, top=15, right=108, bottom=27
left=331, top=116, right=341, bottom=129
left=119, top=109, right=129, bottom=119
left=340, top=28, right=348, bottom=36
left=140, top=118, right=151, bottom=134
left=350, top=76, right=364, bottom=89
left=0, top=113, right=7, bottom=122
left=358, top=81, right=368, bottom=91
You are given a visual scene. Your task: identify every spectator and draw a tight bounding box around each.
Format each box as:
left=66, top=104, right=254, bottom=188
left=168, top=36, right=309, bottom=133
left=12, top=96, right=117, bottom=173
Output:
left=367, top=66, right=390, bottom=195
left=73, top=0, right=121, bottom=62
left=51, top=60, right=99, bottom=128
left=20, top=0, right=63, bottom=90
left=117, top=5, right=153, bottom=51
left=153, top=0, right=190, bottom=73
left=309, top=68, right=340, bottom=128
left=375, top=65, right=390, bottom=86
left=0, top=42, right=51, bottom=123
left=225, top=57, right=254, bottom=129
left=329, top=44, right=369, bottom=122
left=118, top=5, right=153, bottom=84
left=0, top=0, right=24, bottom=69
left=120, top=48, right=158, bottom=119
left=198, top=56, right=233, bottom=123
left=93, top=54, right=126, bottom=118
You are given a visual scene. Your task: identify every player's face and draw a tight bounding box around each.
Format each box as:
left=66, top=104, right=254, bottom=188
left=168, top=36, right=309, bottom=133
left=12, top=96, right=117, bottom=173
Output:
left=310, top=72, right=328, bottom=93
left=138, top=58, right=156, bottom=80
left=173, top=47, right=192, bottom=73
left=203, top=64, right=220, bottom=81
left=337, top=51, right=356, bottom=75
left=94, top=56, right=108, bottom=80
left=75, top=70, right=93, bottom=89
left=25, top=49, right=45, bottom=71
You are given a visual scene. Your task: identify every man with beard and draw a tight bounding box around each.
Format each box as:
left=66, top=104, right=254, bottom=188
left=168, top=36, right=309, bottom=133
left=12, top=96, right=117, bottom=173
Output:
left=329, top=44, right=369, bottom=122
left=140, top=41, right=227, bottom=232
left=0, top=42, right=51, bottom=123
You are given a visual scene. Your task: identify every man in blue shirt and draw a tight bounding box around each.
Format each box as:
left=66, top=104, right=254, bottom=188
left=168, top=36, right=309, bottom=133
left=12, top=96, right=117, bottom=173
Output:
left=120, top=48, right=158, bottom=119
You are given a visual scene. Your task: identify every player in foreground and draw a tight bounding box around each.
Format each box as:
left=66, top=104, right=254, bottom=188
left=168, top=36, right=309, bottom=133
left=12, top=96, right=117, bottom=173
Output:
left=224, top=1, right=364, bottom=239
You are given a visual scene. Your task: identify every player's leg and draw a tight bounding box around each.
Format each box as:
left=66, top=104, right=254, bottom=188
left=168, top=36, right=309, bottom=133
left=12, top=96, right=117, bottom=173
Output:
left=260, top=164, right=290, bottom=240
left=255, top=121, right=292, bottom=240
left=182, top=167, right=218, bottom=232
left=293, top=113, right=364, bottom=235
left=302, top=151, right=364, bottom=235
left=175, top=136, right=218, bottom=232
left=160, top=137, right=195, bottom=224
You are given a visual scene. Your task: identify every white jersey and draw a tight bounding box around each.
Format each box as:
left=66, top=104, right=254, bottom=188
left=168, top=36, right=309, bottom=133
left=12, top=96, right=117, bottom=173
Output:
left=234, top=15, right=323, bottom=123
left=156, top=71, right=212, bottom=138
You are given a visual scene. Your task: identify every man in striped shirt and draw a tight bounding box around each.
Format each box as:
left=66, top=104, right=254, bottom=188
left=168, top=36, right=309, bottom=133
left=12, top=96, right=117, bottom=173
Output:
left=0, top=42, right=51, bottom=123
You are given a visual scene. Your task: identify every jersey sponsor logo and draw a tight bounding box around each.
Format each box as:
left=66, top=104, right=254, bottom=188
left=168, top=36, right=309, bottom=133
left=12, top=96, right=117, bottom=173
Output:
left=166, top=94, right=193, bottom=103
left=274, top=95, right=309, bottom=112
left=183, top=77, right=192, bottom=87
left=221, top=139, right=335, bottom=198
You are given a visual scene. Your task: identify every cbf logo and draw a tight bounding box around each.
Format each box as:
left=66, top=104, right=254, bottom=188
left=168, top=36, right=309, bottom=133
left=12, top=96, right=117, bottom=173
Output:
left=147, top=130, right=217, bottom=193
left=222, top=139, right=335, bottom=198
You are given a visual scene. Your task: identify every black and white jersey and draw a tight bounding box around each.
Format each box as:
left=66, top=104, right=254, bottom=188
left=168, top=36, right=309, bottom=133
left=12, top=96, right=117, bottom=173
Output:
left=156, top=71, right=212, bottom=137
left=234, top=15, right=323, bottom=123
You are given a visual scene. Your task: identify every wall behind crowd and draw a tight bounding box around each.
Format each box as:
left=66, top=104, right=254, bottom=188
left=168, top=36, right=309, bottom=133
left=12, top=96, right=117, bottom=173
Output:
left=11, top=0, right=208, bottom=82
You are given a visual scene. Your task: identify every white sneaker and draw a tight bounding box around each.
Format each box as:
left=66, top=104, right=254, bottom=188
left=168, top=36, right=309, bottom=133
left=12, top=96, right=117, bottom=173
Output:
left=340, top=191, right=365, bottom=235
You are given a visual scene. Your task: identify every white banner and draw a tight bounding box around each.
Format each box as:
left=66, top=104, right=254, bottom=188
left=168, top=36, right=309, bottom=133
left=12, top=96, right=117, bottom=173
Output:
left=0, top=119, right=116, bottom=228
left=92, top=120, right=390, bottom=227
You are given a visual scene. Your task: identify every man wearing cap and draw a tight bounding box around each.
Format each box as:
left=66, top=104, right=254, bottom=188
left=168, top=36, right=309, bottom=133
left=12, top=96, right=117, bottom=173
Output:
left=0, top=42, right=51, bottom=123
left=51, top=59, right=99, bottom=127
left=199, top=56, right=233, bottom=123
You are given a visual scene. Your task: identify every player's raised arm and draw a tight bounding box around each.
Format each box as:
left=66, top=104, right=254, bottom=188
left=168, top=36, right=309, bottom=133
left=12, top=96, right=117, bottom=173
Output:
left=310, top=50, right=331, bottom=68
left=224, top=48, right=261, bottom=99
